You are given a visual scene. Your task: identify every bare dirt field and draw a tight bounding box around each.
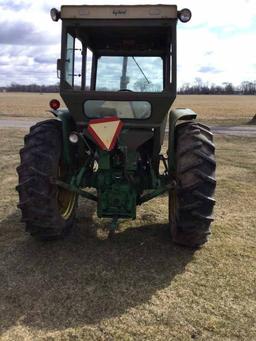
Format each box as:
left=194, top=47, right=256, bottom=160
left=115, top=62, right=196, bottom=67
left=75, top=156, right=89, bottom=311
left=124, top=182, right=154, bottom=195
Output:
left=0, top=126, right=255, bottom=340
left=0, top=93, right=256, bottom=126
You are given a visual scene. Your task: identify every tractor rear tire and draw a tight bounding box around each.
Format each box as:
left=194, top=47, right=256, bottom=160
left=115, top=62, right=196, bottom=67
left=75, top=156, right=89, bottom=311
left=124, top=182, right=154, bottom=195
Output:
left=169, top=122, right=216, bottom=248
left=16, top=119, right=77, bottom=240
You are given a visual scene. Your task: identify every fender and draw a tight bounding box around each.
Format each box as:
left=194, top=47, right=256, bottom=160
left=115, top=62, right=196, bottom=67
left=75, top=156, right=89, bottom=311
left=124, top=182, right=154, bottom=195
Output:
left=49, top=108, right=76, bottom=165
left=168, top=108, right=197, bottom=172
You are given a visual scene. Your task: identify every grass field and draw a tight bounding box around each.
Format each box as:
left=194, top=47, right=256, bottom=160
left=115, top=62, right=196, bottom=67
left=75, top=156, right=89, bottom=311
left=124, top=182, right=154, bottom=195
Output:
left=0, top=92, right=256, bottom=125
left=0, top=126, right=255, bottom=340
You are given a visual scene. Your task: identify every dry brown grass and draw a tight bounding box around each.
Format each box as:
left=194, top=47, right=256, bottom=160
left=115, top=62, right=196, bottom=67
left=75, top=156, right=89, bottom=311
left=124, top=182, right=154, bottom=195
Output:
left=0, top=93, right=64, bottom=119
left=0, top=93, right=256, bottom=125
left=0, top=128, right=255, bottom=340
left=174, top=95, right=256, bottom=125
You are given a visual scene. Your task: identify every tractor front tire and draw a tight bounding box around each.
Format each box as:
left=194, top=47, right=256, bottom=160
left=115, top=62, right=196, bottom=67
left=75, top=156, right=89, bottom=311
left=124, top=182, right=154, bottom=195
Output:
left=16, top=119, right=77, bottom=240
left=169, top=122, right=216, bottom=248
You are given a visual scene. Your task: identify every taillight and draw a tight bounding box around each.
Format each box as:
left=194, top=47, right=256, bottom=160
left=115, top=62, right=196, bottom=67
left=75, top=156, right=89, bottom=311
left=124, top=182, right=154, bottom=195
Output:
left=49, top=99, right=60, bottom=110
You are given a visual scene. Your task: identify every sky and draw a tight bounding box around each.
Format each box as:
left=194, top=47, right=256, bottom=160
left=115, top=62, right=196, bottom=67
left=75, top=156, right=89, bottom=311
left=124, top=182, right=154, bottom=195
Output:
left=0, top=0, right=255, bottom=88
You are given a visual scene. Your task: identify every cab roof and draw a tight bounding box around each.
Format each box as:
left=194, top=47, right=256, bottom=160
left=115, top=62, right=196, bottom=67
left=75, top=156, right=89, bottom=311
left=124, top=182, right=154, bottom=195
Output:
left=61, top=5, right=177, bottom=20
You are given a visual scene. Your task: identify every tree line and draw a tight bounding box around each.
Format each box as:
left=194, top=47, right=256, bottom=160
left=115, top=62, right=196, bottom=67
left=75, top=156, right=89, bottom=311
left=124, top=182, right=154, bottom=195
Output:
left=178, top=79, right=256, bottom=95
left=0, top=79, right=256, bottom=95
left=0, top=83, right=60, bottom=93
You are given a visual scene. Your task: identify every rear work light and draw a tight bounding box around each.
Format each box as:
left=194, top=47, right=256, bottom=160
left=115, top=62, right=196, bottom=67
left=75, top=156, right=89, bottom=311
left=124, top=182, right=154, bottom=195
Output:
left=178, top=8, right=192, bottom=23
left=50, top=8, right=60, bottom=22
left=49, top=99, right=60, bottom=110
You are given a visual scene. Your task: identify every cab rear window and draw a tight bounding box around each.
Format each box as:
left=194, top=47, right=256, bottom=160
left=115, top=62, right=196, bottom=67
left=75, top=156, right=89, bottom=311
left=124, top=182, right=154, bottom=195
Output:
left=84, top=100, right=151, bottom=119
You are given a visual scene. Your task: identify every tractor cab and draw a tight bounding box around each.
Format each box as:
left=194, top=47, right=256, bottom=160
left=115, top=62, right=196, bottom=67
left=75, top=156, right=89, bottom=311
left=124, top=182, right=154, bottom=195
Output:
left=52, top=5, right=191, bottom=128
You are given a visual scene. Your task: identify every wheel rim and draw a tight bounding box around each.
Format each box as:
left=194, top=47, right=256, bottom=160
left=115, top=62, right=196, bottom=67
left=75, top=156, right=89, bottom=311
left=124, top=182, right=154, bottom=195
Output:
left=57, top=168, right=76, bottom=220
left=57, top=189, right=76, bottom=220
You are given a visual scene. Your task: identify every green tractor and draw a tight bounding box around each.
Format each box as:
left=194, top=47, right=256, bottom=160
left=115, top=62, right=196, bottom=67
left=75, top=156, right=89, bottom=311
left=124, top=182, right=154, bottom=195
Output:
left=16, top=5, right=216, bottom=247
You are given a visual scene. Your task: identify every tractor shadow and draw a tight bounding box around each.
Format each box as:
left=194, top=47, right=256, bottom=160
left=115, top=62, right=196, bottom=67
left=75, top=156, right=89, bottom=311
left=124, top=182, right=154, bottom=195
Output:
left=0, top=201, right=195, bottom=333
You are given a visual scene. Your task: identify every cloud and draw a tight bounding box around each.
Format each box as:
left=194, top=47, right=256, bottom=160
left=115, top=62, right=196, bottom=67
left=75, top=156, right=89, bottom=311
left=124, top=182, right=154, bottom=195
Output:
left=0, top=21, right=58, bottom=45
left=178, top=0, right=256, bottom=29
left=0, top=0, right=30, bottom=11
left=0, top=62, right=58, bottom=86
left=198, top=66, right=222, bottom=74
left=0, top=44, right=60, bottom=86
left=0, top=60, right=9, bottom=66
left=34, top=56, right=57, bottom=64
left=205, top=51, right=214, bottom=56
